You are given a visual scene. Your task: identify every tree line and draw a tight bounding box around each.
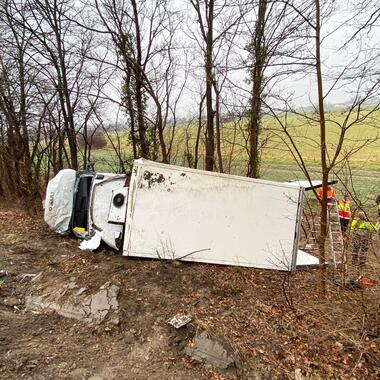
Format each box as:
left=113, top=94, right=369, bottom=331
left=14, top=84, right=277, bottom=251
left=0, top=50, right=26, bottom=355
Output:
left=1, top=0, right=379, bottom=291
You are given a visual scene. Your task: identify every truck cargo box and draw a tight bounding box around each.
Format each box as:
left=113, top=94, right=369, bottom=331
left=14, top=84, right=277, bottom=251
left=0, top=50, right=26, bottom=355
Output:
left=123, top=159, right=304, bottom=271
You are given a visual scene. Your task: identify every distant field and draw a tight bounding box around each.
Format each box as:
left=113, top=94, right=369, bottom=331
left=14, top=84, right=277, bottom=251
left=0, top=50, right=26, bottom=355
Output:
left=89, top=109, right=380, bottom=204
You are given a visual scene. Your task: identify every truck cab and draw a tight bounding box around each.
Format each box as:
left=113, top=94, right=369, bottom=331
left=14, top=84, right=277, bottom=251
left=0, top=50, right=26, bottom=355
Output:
left=44, top=169, right=128, bottom=250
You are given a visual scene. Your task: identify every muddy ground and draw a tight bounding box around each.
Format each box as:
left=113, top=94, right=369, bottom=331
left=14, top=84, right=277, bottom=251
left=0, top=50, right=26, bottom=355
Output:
left=0, top=207, right=379, bottom=379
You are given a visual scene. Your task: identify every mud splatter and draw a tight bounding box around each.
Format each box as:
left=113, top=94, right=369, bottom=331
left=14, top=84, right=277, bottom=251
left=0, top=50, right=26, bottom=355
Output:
left=142, top=171, right=166, bottom=188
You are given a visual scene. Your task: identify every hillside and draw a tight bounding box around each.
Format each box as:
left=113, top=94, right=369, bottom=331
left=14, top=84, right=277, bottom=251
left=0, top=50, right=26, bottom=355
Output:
left=1, top=206, right=379, bottom=379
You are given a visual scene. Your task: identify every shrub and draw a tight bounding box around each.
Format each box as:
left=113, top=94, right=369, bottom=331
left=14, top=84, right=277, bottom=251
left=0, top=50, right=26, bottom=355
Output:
left=77, top=128, right=107, bottom=150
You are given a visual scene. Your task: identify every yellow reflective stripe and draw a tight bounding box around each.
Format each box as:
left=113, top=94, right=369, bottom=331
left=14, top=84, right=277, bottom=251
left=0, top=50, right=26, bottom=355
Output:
left=351, top=220, right=375, bottom=231
left=338, top=202, right=351, bottom=213
left=360, top=222, right=375, bottom=230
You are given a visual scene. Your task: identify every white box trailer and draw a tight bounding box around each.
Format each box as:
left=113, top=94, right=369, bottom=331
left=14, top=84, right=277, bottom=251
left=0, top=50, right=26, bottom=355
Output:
left=123, top=159, right=307, bottom=271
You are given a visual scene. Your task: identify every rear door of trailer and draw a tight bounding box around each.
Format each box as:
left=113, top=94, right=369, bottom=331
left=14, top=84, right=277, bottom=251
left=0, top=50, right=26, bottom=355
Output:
left=123, top=159, right=303, bottom=271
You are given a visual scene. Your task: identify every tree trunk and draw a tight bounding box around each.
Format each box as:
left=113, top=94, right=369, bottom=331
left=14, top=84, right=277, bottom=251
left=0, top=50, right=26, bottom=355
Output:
left=247, top=0, right=267, bottom=178
left=132, top=0, right=149, bottom=159
left=315, top=0, right=328, bottom=296
left=194, top=93, right=206, bottom=169
left=213, top=82, right=223, bottom=172
left=18, top=52, right=34, bottom=192
left=56, top=41, right=78, bottom=170
left=155, top=103, right=168, bottom=163
left=124, top=71, right=138, bottom=158
left=205, top=0, right=215, bottom=171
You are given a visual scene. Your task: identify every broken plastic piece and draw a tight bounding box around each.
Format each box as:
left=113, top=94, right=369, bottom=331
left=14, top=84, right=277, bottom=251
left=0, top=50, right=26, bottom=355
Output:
left=79, top=232, right=102, bottom=251
left=73, top=227, right=87, bottom=239
left=167, top=314, right=192, bottom=329
left=357, top=276, right=375, bottom=286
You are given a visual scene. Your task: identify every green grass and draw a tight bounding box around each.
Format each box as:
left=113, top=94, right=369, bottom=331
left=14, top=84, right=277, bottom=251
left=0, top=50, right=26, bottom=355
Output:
left=5, top=233, right=24, bottom=243
left=88, top=109, right=380, bottom=199
left=0, top=279, right=6, bottom=292
left=261, top=110, right=380, bottom=169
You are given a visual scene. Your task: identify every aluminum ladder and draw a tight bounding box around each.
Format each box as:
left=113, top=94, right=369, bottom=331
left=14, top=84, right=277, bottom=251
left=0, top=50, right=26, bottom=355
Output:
left=304, top=201, right=344, bottom=268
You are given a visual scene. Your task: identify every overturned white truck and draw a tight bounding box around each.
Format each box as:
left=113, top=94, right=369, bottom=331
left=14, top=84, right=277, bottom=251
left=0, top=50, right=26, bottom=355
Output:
left=44, top=159, right=318, bottom=271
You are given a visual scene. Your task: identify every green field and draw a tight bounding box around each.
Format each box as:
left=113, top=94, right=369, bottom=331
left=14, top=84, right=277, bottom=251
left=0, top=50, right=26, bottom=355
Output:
left=88, top=110, right=380, bottom=206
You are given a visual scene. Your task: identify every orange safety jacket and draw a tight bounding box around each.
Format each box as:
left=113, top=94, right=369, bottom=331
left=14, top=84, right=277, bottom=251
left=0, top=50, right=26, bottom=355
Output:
left=316, top=187, right=336, bottom=204
left=337, top=199, right=351, bottom=219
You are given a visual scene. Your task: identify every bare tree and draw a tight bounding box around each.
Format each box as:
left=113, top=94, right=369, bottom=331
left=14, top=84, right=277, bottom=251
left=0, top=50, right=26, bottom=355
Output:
left=88, top=0, right=183, bottom=163
left=0, top=0, right=35, bottom=197
left=13, top=0, right=84, bottom=169
left=189, top=0, right=216, bottom=171
left=232, top=0, right=304, bottom=178
left=265, top=0, right=380, bottom=294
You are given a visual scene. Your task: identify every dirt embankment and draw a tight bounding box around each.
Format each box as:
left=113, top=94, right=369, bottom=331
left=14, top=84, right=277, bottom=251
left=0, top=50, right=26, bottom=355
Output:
left=0, top=207, right=379, bottom=379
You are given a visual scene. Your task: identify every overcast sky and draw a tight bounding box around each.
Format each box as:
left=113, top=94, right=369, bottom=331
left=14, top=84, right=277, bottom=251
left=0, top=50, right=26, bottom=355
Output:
left=98, top=0, right=380, bottom=123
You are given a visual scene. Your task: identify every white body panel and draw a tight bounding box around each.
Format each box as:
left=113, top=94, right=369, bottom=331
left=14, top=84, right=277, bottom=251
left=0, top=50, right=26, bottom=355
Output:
left=296, top=249, right=319, bottom=267
left=123, top=159, right=303, bottom=271
left=287, top=180, right=336, bottom=191
left=287, top=180, right=324, bottom=189
left=89, top=175, right=127, bottom=250
left=44, top=169, right=77, bottom=234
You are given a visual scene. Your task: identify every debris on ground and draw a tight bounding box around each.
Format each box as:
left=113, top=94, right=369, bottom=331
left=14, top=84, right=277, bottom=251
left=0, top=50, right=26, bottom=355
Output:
left=3, top=296, right=20, bottom=307
left=19, top=273, right=36, bottom=282
left=0, top=270, right=8, bottom=277
left=357, top=276, right=375, bottom=286
left=167, top=314, right=192, bottom=329
left=344, top=276, right=376, bottom=289
left=185, top=331, right=235, bottom=369
left=79, top=232, right=102, bottom=251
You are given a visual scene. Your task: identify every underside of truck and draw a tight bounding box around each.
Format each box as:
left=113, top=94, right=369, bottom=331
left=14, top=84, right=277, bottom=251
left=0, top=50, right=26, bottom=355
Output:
left=71, top=172, right=94, bottom=232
